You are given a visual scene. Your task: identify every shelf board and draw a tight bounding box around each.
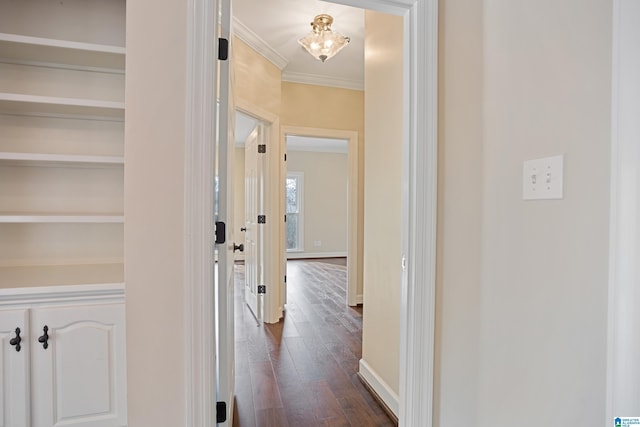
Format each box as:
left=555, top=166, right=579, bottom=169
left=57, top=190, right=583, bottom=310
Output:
left=0, top=92, right=124, bottom=120
left=0, top=33, right=125, bottom=71
left=0, top=214, right=124, bottom=224
left=0, top=152, right=124, bottom=167
left=0, top=263, right=124, bottom=289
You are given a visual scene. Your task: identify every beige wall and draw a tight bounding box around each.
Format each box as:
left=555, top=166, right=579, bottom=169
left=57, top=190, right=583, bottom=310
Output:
left=125, top=1, right=187, bottom=425
left=286, top=150, right=348, bottom=255
left=434, top=0, right=483, bottom=424
left=362, top=10, right=403, bottom=397
left=435, top=0, right=612, bottom=425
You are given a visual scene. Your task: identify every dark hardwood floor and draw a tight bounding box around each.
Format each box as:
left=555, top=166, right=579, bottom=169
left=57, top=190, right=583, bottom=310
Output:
left=233, top=259, right=396, bottom=427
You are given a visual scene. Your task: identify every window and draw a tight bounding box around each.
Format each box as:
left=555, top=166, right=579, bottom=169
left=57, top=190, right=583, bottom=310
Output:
left=286, top=172, right=304, bottom=251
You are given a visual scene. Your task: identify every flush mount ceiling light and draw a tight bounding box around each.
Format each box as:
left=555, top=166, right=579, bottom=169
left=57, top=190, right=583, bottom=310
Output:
left=298, top=14, right=350, bottom=63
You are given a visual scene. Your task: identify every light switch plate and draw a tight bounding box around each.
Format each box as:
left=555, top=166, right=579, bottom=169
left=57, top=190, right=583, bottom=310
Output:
left=522, top=155, right=564, bottom=200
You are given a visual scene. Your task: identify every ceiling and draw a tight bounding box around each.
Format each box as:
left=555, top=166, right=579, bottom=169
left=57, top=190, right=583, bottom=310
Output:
left=232, top=0, right=365, bottom=90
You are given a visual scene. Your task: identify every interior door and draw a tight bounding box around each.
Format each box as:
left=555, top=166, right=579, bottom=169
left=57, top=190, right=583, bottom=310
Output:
left=215, top=0, right=236, bottom=423
left=244, top=124, right=264, bottom=322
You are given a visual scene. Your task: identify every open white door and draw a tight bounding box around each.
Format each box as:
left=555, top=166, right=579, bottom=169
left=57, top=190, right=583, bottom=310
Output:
left=244, top=124, right=265, bottom=322
left=215, top=0, right=235, bottom=424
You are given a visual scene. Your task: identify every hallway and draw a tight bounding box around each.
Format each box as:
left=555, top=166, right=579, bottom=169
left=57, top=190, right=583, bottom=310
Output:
left=233, top=259, right=396, bottom=426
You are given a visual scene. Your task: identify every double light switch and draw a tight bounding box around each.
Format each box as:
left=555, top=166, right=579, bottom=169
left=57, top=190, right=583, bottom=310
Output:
left=522, top=155, right=564, bottom=200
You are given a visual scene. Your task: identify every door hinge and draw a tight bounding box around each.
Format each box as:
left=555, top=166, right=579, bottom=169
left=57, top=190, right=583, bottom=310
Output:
left=284, top=215, right=287, bottom=222
left=216, top=401, right=227, bottom=423
left=284, top=153, right=287, bottom=161
left=258, top=215, right=266, bottom=224
left=215, top=221, right=226, bottom=244
left=258, top=144, right=266, bottom=153
left=218, top=38, right=229, bottom=61
left=284, top=275, right=287, bottom=283
left=258, top=285, right=266, bottom=294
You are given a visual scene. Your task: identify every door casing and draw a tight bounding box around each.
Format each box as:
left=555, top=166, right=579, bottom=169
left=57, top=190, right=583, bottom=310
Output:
left=184, top=0, right=438, bottom=426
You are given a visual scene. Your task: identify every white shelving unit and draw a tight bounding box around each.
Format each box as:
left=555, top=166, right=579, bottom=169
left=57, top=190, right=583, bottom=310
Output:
left=0, top=1, right=126, bottom=289
left=0, top=32, right=126, bottom=71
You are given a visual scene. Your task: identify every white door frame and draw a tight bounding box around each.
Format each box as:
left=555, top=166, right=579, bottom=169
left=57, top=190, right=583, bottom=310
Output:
left=280, top=126, right=360, bottom=307
left=184, top=0, right=438, bottom=425
left=607, top=0, right=640, bottom=421
left=184, top=0, right=219, bottom=425
left=327, top=1, right=438, bottom=425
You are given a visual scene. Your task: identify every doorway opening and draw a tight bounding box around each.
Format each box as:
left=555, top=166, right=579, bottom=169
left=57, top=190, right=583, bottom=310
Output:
left=281, top=128, right=360, bottom=306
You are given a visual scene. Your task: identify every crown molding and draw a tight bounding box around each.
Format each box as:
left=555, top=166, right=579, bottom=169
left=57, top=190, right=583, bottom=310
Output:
left=232, top=17, right=288, bottom=70
left=282, top=70, right=364, bottom=91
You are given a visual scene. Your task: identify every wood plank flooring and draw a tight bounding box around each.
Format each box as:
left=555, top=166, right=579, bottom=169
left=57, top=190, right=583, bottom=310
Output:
left=233, top=259, right=396, bottom=427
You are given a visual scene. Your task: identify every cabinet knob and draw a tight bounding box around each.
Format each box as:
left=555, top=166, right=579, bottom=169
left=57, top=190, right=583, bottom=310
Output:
left=9, top=327, right=21, bottom=352
left=38, top=325, right=49, bottom=350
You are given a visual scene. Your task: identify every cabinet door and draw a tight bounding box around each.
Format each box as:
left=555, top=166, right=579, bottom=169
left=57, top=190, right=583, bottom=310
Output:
left=31, top=303, right=126, bottom=427
left=0, top=309, right=30, bottom=427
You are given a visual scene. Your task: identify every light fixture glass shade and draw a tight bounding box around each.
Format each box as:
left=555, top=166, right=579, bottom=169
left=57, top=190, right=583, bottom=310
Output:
left=298, top=14, right=350, bottom=63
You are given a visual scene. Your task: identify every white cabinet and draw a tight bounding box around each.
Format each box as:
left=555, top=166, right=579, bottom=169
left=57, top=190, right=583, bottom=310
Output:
left=0, top=285, right=126, bottom=427
left=0, top=309, right=29, bottom=426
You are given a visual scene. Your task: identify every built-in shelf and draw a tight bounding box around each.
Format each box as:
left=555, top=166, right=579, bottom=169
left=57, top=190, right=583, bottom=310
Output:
left=0, top=152, right=124, bottom=167
left=0, top=263, right=124, bottom=289
left=0, top=214, right=124, bottom=223
left=0, top=92, right=124, bottom=120
left=0, top=33, right=125, bottom=72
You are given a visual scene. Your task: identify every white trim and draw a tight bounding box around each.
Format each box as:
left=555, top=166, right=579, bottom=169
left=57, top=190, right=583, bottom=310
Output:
left=232, top=17, right=288, bottom=70
left=330, top=0, right=438, bottom=425
left=184, top=0, right=218, bottom=426
left=607, top=0, right=640, bottom=422
left=356, top=294, right=363, bottom=304
left=281, top=70, right=364, bottom=91
left=286, top=251, right=347, bottom=259
left=0, top=283, right=124, bottom=307
left=359, top=359, right=400, bottom=417
left=281, top=125, right=360, bottom=307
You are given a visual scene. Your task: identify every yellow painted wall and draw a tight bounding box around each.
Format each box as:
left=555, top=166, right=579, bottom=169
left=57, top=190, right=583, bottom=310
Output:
left=361, top=10, right=403, bottom=398
left=233, top=37, right=281, bottom=116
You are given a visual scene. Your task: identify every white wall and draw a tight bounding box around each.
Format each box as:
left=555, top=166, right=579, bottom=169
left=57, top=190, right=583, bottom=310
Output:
left=434, top=0, right=483, bottom=423
left=608, top=0, right=640, bottom=419
left=125, top=0, right=188, bottom=425
left=361, top=10, right=403, bottom=408
left=476, top=1, right=611, bottom=425
left=286, top=150, right=348, bottom=256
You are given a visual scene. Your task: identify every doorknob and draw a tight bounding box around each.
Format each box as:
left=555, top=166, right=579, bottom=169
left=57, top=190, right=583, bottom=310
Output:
left=240, top=227, right=246, bottom=232
left=233, top=243, right=244, bottom=253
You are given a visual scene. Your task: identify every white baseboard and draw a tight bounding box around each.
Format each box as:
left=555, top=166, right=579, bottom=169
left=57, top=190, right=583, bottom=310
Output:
left=286, top=251, right=347, bottom=259
left=358, top=358, right=399, bottom=417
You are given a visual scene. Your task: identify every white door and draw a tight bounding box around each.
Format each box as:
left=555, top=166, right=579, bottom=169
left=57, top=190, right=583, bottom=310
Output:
left=30, top=304, right=126, bottom=427
left=215, top=0, right=236, bottom=423
left=244, top=124, right=265, bottom=321
left=0, top=309, right=29, bottom=427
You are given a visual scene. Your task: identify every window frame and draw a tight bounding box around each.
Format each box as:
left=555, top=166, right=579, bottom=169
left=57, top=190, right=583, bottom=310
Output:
left=285, top=171, right=304, bottom=252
